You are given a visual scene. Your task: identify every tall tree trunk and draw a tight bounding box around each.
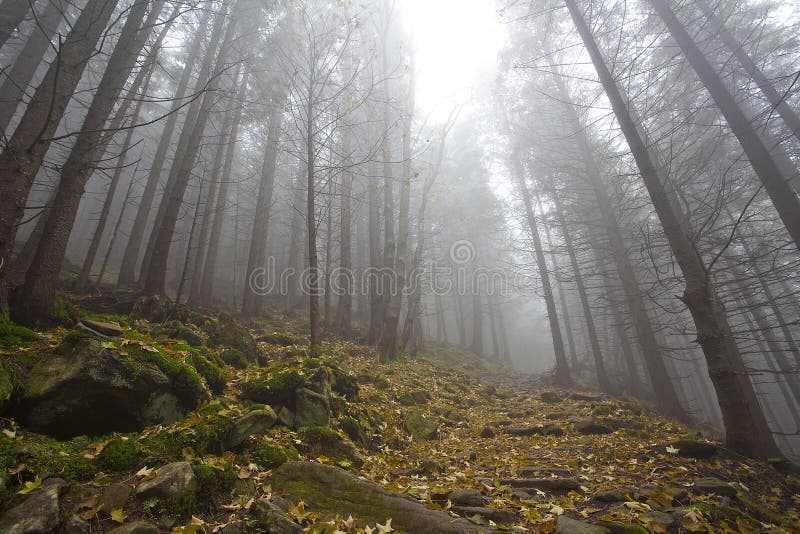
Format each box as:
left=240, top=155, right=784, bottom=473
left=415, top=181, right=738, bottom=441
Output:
left=567, top=0, right=781, bottom=458
left=141, top=14, right=240, bottom=296
left=95, top=167, right=137, bottom=287
left=0, top=0, right=120, bottom=281
left=285, top=175, right=305, bottom=312
left=0, top=0, right=64, bottom=132
left=176, top=166, right=208, bottom=303
left=648, top=0, right=800, bottom=251
left=367, top=164, right=383, bottom=344
left=0, top=0, right=31, bottom=49
left=548, top=54, right=685, bottom=419
left=198, top=67, right=247, bottom=305
left=469, top=290, right=484, bottom=355
left=117, top=6, right=214, bottom=286
left=333, top=135, right=353, bottom=336
left=508, top=149, right=571, bottom=385
left=12, top=0, right=161, bottom=325
left=322, top=171, right=334, bottom=330
left=306, top=101, right=321, bottom=350
left=242, top=97, right=284, bottom=317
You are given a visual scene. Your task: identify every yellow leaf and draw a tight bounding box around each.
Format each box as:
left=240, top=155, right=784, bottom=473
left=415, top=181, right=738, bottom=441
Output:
left=110, top=508, right=127, bottom=523
left=17, top=476, right=41, bottom=495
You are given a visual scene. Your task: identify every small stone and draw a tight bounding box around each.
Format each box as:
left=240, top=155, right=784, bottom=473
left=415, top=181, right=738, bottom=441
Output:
left=575, top=419, right=614, bottom=435
left=452, top=505, right=517, bottom=524
left=593, top=488, right=632, bottom=502
left=250, top=499, right=304, bottom=534
left=456, top=449, right=478, bottom=462
left=0, top=478, right=67, bottom=534
left=421, top=458, right=444, bottom=474
left=98, top=483, right=133, bottom=513
left=556, top=516, right=611, bottom=534
left=107, top=521, right=160, bottom=534
left=570, top=393, right=604, bottom=402
left=135, top=461, right=198, bottom=501
left=479, top=426, right=495, bottom=438
left=541, top=391, right=562, bottom=404
left=637, top=485, right=688, bottom=502
left=693, top=477, right=737, bottom=497
left=448, top=488, right=484, bottom=507
left=294, top=388, right=330, bottom=429
left=403, top=408, right=438, bottom=440
left=225, top=408, right=278, bottom=450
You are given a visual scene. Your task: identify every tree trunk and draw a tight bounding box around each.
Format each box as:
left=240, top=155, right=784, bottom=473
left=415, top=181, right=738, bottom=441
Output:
left=198, top=67, right=248, bottom=305
left=12, top=0, right=161, bottom=325
left=285, top=175, right=305, bottom=312
left=242, top=97, right=284, bottom=317
left=117, top=6, right=214, bottom=286
left=0, top=0, right=120, bottom=281
left=567, top=0, right=781, bottom=458
left=367, top=164, right=383, bottom=344
left=649, top=0, right=800, bottom=252
left=306, top=101, right=321, bottom=350
left=333, top=135, right=353, bottom=336
left=141, top=14, right=240, bottom=296
left=95, top=169, right=137, bottom=287
left=0, top=0, right=64, bottom=132
left=0, top=0, right=30, bottom=49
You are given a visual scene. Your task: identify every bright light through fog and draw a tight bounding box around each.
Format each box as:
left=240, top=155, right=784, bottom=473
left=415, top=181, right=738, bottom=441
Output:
left=399, top=0, right=504, bottom=121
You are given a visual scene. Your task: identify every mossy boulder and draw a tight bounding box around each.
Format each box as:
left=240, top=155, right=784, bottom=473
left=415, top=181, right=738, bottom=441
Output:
left=257, top=332, right=300, bottom=346
left=220, top=348, right=249, bottom=369
left=11, top=336, right=205, bottom=438
left=249, top=442, right=289, bottom=468
left=224, top=408, right=277, bottom=450
left=271, top=462, right=502, bottom=533
left=575, top=418, right=614, bottom=435
left=242, top=370, right=305, bottom=409
left=185, top=352, right=228, bottom=395
left=98, top=439, right=140, bottom=471
left=403, top=408, right=438, bottom=440
left=192, top=461, right=236, bottom=503
left=0, top=319, right=39, bottom=349
left=299, top=426, right=362, bottom=467
left=294, top=388, right=331, bottom=429
left=130, top=295, right=190, bottom=324
left=339, top=416, right=368, bottom=447
left=203, top=314, right=260, bottom=363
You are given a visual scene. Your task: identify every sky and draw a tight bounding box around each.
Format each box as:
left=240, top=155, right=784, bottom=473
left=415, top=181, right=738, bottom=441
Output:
left=399, top=0, right=505, bottom=122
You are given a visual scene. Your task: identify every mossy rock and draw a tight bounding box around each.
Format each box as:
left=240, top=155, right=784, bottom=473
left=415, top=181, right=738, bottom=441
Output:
left=242, top=370, right=305, bottom=410
left=220, top=348, right=249, bottom=369
left=249, top=442, right=289, bottom=468
left=203, top=314, right=260, bottom=363
left=403, top=408, right=438, bottom=440
left=0, top=362, right=14, bottom=413
left=669, top=438, right=718, bottom=459
left=186, top=352, right=229, bottom=395
left=192, top=461, right=236, bottom=503
left=299, top=426, right=363, bottom=467
left=98, top=439, right=140, bottom=471
left=0, top=433, right=96, bottom=483
left=339, top=416, right=368, bottom=447
left=597, top=522, right=648, bottom=534
left=592, top=403, right=615, bottom=416
left=540, top=391, right=562, bottom=404
left=257, top=332, right=300, bottom=346
left=0, top=319, right=39, bottom=349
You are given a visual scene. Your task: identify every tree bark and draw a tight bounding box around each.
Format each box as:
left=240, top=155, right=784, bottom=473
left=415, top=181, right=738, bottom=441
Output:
left=0, top=0, right=31, bottom=49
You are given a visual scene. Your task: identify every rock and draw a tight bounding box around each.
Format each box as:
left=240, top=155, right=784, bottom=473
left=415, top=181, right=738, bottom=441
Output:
left=98, top=482, right=133, bottom=513
left=250, top=499, right=304, bottom=534
left=520, top=466, right=572, bottom=477
left=339, top=416, right=368, bottom=447
left=299, top=426, right=363, bottom=467
left=13, top=337, right=203, bottom=438
left=225, top=408, right=278, bottom=450
left=81, top=319, right=123, bottom=336
left=693, top=477, right=737, bottom=497
left=420, top=458, right=444, bottom=474
left=271, top=462, right=503, bottom=534
left=452, top=505, right=518, bottom=524
left=309, top=367, right=332, bottom=398
left=575, top=419, right=614, bottom=435
left=0, top=477, right=67, bottom=534
left=294, top=388, right=330, bottom=429
left=131, top=295, right=189, bottom=323
left=204, top=313, right=260, bottom=363
left=62, top=514, right=90, bottom=534
left=135, top=461, right=198, bottom=502
left=642, top=510, right=677, bottom=531
left=456, top=449, right=478, bottom=462
left=448, top=488, right=485, bottom=506
left=277, top=406, right=295, bottom=428
left=541, top=391, right=562, bottom=404
left=593, top=488, right=632, bottom=502
left=556, top=516, right=611, bottom=534
left=637, top=485, right=688, bottom=503
left=597, top=521, right=650, bottom=534
left=403, top=408, right=438, bottom=440
left=107, top=522, right=161, bottom=534
left=479, top=426, right=495, bottom=438
left=330, top=372, right=359, bottom=400
left=570, top=393, right=605, bottom=402
left=669, top=438, right=719, bottom=459
left=542, top=423, right=564, bottom=436
left=500, top=477, right=580, bottom=492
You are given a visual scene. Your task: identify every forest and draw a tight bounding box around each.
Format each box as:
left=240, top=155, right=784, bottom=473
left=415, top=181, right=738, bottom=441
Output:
left=0, top=0, right=799, bottom=532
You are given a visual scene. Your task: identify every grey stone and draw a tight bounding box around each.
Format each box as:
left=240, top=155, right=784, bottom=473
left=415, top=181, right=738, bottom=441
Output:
left=556, top=516, right=612, bottom=534
left=225, top=408, right=278, bottom=450
left=99, top=482, right=133, bottom=513
left=0, top=478, right=67, bottom=534
left=693, top=477, right=737, bottom=497
left=277, top=406, right=295, bottom=428
left=593, top=488, right=632, bottom=502
left=479, top=426, right=494, bottom=438
left=448, top=488, right=484, bottom=506
left=575, top=419, right=614, bottom=435
left=272, top=462, right=503, bottom=534
left=251, top=499, right=304, bottom=534
left=107, top=521, right=160, bottom=534
left=135, top=461, right=198, bottom=501
left=294, top=388, right=330, bottom=429
left=82, top=319, right=124, bottom=336
left=62, top=514, right=90, bottom=534
left=403, top=408, right=438, bottom=440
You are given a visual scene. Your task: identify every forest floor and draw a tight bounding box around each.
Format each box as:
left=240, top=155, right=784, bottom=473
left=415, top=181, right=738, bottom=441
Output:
left=0, top=294, right=798, bottom=533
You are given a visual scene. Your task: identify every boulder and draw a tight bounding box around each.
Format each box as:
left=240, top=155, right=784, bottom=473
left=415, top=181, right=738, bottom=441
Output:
left=13, top=337, right=203, bottom=438
left=556, top=516, right=611, bottom=534
left=668, top=438, right=719, bottom=459
left=294, top=388, right=330, bottom=429
left=575, top=419, right=614, bottom=435
left=0, top=477, right=68, bottom=534
left=448, top=488, right=485, bottom=506
left=277, top=406, right=295, bottom=428
left=98, top=483, right=133, bottom=513
left=81, top=319, right=123, bottom=336
left=479, top=426, right=495, bottom=438
left=593, top=488, right=632, bottom=502
left=271, top=462, right=503, bottom=534
left=204, top=314, right=260, bottom=363
left=250, top=499, right=304, bottom=534
left=693, top=477, right=737, bottom=498
left=299, top=426, right=363, bottom=467
left=135, top=461, right=198, bottom=502
left=225, top=408, right=278, bottom=450
left=403, top=408, right=438, bottom=440
left=541, top=391, right=562, bottom=404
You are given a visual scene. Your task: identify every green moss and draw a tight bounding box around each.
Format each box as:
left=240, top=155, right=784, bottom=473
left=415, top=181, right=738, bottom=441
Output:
left=339, top=416, right=367, bottom=447
left=592, top=403, right=615, bottom=416
left=186, top=352, right=229, bottom=395
left=124, top=343, right=206, bottom=409
left=299, top=426, right=363, bottom=467
left=242, top=370, right=305, bottom=409
left=249, top=443, right=289, bottom=468
left=52, top=297, right=74, bottom=325
left=257, top=332, right=299, bottom=346
left=0, top=434, right=95, bottom=483
left=220, top=348, right=249, bottom=369
left=0, top=319, right=39, bottom=348
left=98, top=439, right=140, bottom=471
left=193, top=461, right=236, bottom=502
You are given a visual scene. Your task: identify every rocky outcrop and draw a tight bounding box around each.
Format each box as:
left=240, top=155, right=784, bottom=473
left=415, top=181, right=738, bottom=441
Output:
left=11, top=336, right=205, bottom=438
left=271, top=462, right=503, bottom=533
left=0, top=477, right=68, bottom=534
